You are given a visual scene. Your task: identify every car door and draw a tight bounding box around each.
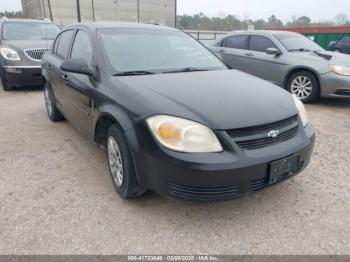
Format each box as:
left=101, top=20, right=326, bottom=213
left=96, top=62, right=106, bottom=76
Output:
left=243, top=35, right=288, bottom=85
left=213, top=35, right=252, bottom=72
left=61, top=28, right=95, bottom=138
left=44, top=29, right=74, bottom=109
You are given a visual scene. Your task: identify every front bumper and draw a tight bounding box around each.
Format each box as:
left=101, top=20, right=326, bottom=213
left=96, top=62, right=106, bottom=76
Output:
left=320, top=72, right=350, bottom=98
left=2, top=65, right=43, bottom=87
left=126, top=123, right=315, bottom=201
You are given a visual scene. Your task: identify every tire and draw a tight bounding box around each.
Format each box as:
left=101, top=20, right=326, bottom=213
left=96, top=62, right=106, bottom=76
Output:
left=286, top=71, right=320, bottom=103
left=43, top=82, right=65, bottom=122
left=107, top=124, right=146, bottom=198
left=1, top=70, right=12, bottom=91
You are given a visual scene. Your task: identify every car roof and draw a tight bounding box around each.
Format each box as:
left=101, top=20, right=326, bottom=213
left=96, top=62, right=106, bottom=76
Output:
left=63, top=22, right=177, bottom=31
left=225, top=30, right=301, bottom=37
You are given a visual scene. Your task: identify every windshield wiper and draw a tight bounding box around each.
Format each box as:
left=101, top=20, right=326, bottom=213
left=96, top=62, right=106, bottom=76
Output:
left=288, top=48, right=311, bottom=52
left=313, top=50, right=332, bottom=60
left=162, top=67, right=213, bottom=74
left=113, top=70, right=156, bottom=76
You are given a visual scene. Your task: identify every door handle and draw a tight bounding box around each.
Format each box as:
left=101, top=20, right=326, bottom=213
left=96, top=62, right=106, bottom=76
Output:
left=245, top=52, right=254, bottom=57
left=218, top=49, right=226, bottom=53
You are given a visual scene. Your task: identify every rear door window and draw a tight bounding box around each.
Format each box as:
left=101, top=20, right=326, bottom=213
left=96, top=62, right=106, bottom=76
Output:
left=249, top=35, right=279, bottom=52
left=222, top=35, right=249, bottom=50
left=55, top=30, right=74, bottom=59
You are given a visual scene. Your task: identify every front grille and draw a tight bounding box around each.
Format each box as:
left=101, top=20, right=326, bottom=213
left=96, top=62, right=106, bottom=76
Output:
left=168, top=183, right=242, bottom=201
left=227, top=115, right=299, bottom=150
left=24, top=48, right=49, bottom=61
left=227, top=115, right=298, bottom=138
left=236, top=126, right=298, bottom=150
left=250, top=161, right=305, bottom=191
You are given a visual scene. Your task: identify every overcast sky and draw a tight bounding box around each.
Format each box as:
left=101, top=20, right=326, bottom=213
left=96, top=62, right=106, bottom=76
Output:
left=1, top=0, right=350, bottom=23
left=178, top=0, right=350, bottom=22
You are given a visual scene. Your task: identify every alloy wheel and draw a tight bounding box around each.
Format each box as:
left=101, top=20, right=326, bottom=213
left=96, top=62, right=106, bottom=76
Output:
left=291, top=76, right=313, bottom=100
left=107, top=136, right=124, bottom=187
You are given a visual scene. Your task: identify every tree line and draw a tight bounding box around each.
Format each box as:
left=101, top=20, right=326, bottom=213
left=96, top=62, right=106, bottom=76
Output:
left=177, top=13, right=350, bottom=31
left=1, top=10, right=349, bottom=31
left=0, top=11, right=25, bottom=19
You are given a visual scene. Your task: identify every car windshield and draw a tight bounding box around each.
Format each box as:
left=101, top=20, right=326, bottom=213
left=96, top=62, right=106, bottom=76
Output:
left=274, top=33, right=324, bottom=52
left=98, top=28, right=227, bottom=75
left=2, top=22, right=60, bottom=40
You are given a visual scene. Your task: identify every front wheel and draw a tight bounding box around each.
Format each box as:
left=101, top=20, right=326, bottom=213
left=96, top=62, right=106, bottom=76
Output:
left=286, top=71, right=320, bottom=103
left=44, top=83, right=65, bottom=122
left=1, top=70, right=11, bottom=91
left=107, top=125, right=146, bottom=198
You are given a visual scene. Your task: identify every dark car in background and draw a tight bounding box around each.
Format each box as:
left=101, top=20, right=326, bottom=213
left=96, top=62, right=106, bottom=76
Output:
left=0, top=17, right=60, bottom=90
left=41, top=22, right=315, bottom=201
left=328, top=36, right=350, bottom=54
left=210, top=31, right=350, bottom=102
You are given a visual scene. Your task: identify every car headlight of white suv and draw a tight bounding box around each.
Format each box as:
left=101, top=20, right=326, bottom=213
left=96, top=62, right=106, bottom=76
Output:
left=0, top=47, right=21, bottom=61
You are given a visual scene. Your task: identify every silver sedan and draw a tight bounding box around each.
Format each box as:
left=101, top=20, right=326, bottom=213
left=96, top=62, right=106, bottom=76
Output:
left=210, top=30, right=350, bottom=103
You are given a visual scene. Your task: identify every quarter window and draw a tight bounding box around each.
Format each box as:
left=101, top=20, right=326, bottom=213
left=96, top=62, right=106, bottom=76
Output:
left=249, top=35, right=279, bottom=52
left=71, top=30, right=93, bottom=65
left=222, top=35, right=249, bottom=50
left=55, top=30, right=74, bottom=59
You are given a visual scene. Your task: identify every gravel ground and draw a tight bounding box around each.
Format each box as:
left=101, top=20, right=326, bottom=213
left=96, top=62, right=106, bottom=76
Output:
left=0, top=86, right=349, bottom=255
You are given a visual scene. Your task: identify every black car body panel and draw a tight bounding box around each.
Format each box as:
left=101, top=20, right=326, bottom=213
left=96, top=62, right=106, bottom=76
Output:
left=42, top=22, right=315, bottom=201
left=114, top=70, right=297, bottom=130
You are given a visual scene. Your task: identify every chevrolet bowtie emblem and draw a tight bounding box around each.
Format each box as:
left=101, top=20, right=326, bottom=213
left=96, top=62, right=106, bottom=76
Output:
left=268, top=130, right=279, bottom=138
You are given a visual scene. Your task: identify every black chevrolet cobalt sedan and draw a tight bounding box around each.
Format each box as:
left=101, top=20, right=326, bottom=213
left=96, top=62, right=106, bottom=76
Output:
left=42, top=22, right=315, bottom=201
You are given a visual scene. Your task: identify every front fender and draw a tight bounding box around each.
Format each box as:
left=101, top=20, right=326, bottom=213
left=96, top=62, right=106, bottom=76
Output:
left=93, top=103, right=136, bottom=134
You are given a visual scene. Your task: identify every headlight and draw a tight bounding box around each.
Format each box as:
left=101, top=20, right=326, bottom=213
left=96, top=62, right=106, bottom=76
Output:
left=292, top=95, right=308, bottom=127
left=329, top=65, right=350, bottom=76
left=146, top=115, right=223, bottom=153
left=0, top=47, right=21, bottom=61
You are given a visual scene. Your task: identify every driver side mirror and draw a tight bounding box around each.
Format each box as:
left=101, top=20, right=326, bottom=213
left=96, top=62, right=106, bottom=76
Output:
left=60, top=58, right=95, bottom=77
left=266, top=47, right=282, bottom=56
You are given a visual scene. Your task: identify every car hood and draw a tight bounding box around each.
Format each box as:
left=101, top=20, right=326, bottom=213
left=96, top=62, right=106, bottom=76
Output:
left=1, top=39, right=53, bottom=50
left=114, top=70, right=297, bottom=130
left=290, top=51, right=350, bottom=67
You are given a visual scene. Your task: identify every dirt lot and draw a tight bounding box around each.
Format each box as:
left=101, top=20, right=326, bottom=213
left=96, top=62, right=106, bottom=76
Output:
left=0, top=86, right=349, bottom=255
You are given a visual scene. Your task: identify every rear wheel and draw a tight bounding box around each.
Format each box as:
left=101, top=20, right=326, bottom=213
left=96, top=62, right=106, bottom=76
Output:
left=44, top=83, right=65, bottom=122
left=286, top=71, right=319, bottom=103
left=107, top=124, right=146, bottom=198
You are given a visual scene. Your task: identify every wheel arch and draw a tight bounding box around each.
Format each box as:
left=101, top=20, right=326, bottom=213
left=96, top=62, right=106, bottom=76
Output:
left=283, top=67, right=321, bottom=90
left=93, top=108, right=144, bottom=188
left=93, top=105, right=134, bottom=146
